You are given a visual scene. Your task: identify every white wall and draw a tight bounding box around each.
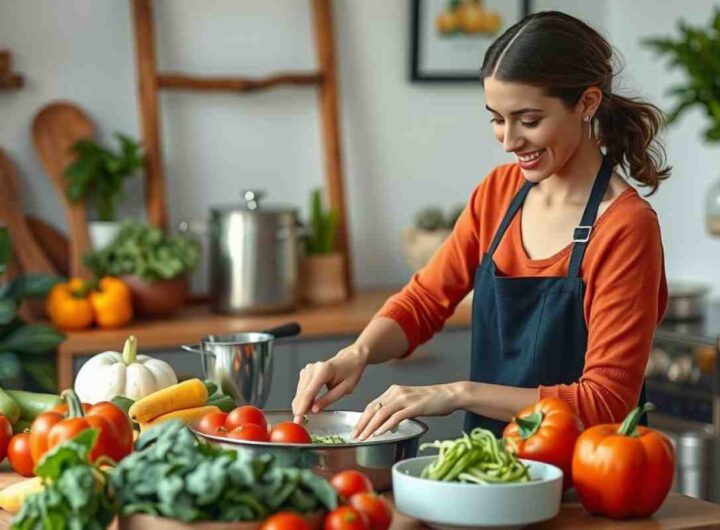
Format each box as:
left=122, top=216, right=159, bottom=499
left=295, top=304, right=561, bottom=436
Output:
left=1, top=0, right=714, bottom=294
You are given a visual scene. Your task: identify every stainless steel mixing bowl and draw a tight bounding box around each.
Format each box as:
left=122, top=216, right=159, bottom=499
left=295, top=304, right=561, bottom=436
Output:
left=182, top=323, right=300, bottom=408
left=190, top=410, right=428, bottom=491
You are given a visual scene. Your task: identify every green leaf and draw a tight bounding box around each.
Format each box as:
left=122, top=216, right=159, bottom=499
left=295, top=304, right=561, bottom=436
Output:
left=0, top=298, right=16, bottom=325
left=0, top=227, right=10, bottom=268
left=4, top=274, right=63, bottom=302
left=0, top=352, right=21, bottom=380
left=0, top=323, right=65, bottom=354
left=35, top=429, right=98, bottom=480
left=22, top=359, right=58, bottom=392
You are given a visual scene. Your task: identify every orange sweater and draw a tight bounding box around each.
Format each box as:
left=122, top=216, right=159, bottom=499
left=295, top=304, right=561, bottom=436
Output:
left=377, top=163, right=667, bottom=427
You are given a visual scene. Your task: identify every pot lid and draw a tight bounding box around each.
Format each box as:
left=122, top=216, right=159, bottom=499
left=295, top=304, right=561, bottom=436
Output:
left=211, top=190, right=298, bottom=216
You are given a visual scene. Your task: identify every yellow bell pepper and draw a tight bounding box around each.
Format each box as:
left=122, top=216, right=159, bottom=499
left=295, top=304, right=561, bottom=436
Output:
left=90, top=277, right=133, bottom=329
left=46, top=278, right=94, bottom=331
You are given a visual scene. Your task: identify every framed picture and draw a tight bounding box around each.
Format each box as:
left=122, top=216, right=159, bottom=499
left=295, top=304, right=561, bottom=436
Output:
left=410, top=0, right=532, bottom=83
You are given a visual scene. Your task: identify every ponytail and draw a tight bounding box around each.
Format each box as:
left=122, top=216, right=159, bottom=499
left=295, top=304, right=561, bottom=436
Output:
left=597, top=93, right=670, bottom=195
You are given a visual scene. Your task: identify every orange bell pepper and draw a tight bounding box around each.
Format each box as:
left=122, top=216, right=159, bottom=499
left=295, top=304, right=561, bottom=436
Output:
left=90, top=277, right=133, bottom=329
left=572, top=403, right=675, bottom=519
left=46, top=278, right=94, bottom=331
left=503, top=397, right=583, bottom=491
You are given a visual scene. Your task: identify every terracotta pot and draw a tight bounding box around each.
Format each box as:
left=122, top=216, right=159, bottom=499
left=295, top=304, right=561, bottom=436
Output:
left=121, top=274, right=189, bottom=319
left=299, top=252, right=348, bottom=305
left=118, top=512, right=324, bottom=530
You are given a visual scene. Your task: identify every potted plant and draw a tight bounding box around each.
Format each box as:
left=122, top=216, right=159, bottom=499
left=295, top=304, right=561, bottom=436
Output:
left=403, top=205, right=463, bottom=272
left=299, top=188, right=347, bottom=305
left=83, top=220, right=200, bottom=318
left=0, top=226, right=65, bottom=391
left=644, top=10, right=720, bottom=234
left=63, top=133, right=144, bottom=249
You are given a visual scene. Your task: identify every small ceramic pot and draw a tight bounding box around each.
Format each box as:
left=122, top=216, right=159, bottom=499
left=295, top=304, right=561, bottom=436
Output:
left=121, top=274, right=189, bottom=319
left=88, top=221, right=122, bottom=250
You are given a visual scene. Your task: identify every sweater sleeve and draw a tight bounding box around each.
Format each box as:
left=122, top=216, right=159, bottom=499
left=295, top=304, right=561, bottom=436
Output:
left=375, top=182, right=485, bottom=356
left=538, top=207, right=667, bottom=427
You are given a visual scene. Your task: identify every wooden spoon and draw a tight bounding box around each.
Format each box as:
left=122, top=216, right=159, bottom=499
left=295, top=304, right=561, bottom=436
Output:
left=32, top=102, right=95, bottom=279
left=26, top=216, right=69, bottom=277
left=0, top=149, right=57, bottom=276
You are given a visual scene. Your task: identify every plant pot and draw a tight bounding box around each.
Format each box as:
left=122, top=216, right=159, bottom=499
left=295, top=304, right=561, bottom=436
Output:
left=299, top=252, right=348, bottom=305
left=403, top=227, right=451, bottom=272
left=121, top=274, right=189, bottom=319
left=88, top=220, right=122, bottom=250
left=118, top=512, right=324, bottom=530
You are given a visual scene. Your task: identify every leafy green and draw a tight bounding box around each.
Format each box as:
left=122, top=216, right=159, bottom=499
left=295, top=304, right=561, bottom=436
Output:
left=111, top=421, right=338, bottom=522
left=63, top=133, right=144, bottom=221
left=83, top=220, right=199, bottom=282
left=305, top=188, right=339, bottom=255
left=644, top=8, right=720, bottom=142
left=11, top=429, right=118, bottom=530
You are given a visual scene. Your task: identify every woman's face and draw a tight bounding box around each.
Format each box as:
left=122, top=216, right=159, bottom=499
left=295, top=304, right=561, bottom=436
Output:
left=483, top=76, right=584, bottom=182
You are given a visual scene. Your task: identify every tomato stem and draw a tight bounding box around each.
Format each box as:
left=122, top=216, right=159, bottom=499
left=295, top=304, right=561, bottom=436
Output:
left=617, top=402, right=655, bottom=437
left=61, top=389, right=85, bottom=418
left=122, top=335, right=138, bottom=365
left=514, top=411, right=544, bottom=440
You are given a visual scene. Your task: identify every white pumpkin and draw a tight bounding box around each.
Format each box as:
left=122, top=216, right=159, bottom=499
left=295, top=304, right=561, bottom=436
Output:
left=74, top=335, right=177, bottom=403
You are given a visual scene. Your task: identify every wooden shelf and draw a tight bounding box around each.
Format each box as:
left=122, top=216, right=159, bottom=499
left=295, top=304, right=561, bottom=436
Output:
left=0, top=51, right=23, bottom=90
left=0, top=75, right=23, bottom=90
left=157, top=71, right=323, bottom=92
left=55, top=289, right=473, bottom=389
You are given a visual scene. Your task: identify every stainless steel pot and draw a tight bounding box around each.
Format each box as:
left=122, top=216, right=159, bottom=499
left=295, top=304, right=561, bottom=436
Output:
left=182, top=322, right=301, bottom=408
left=209, top=190, right=302, bottom=315
left=190, top=410, right=428, bottom=491
left=666, top=282, right=709, bottom=321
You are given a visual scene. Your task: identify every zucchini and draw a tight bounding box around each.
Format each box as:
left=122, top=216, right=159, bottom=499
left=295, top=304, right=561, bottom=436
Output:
left=6, top=390, right=61, bottom=421
left=0, top=387, right=20, bottom=423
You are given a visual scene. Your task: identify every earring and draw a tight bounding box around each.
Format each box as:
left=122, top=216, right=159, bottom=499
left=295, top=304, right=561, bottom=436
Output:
left=584, top=115, right=593, bottom=140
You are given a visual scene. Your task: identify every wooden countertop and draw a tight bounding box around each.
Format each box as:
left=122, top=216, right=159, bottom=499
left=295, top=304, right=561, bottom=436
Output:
left=1, top=471, right=719, bottom=529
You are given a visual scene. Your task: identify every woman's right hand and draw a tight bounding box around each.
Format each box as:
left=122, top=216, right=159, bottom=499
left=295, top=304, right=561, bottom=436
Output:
left=291, top=344, right=369, bottom=423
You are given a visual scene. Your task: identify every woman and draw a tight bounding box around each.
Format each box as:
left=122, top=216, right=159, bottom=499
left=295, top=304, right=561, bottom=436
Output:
left=292, top=11, right=669, bottom=439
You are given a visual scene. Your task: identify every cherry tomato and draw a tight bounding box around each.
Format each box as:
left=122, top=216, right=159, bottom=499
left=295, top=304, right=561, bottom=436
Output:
left=197, top=411, right=228, bottom=436
left=0, top=415, right=12, bottom=461
left=349, top=492, right=392, bottom=530
left=260, top=512, right=311, bottom=530
left=225, top=406, right=267, bottom=431
left=269, top=421, right=312, bottom=444
left=8, top=433, right=34, bottom=477
left=330, top=470, right=373, bottom=499
left=324, top=506, right=369, bottom=530
left=227, top=423, right=270, bottom=442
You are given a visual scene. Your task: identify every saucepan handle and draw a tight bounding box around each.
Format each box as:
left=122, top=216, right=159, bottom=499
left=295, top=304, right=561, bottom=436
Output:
left=263, top=322, right=301, bottom=340
left=181, top=344, right=215, bottom=357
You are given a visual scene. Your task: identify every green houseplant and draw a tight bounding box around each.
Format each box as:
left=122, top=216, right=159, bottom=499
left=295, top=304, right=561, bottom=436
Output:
left=83, top=220, right=200, bottom=318
left=0, top=226, right=65, bottom=391
left=300, top=188, right=347, bottom=305
left=64, top=133, right=144, bottom=248
left=644, top=9, right=720, bottom=234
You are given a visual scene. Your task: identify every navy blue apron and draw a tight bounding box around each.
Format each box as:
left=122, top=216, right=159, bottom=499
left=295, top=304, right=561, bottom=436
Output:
left=464, top=157, right=645, bottom=436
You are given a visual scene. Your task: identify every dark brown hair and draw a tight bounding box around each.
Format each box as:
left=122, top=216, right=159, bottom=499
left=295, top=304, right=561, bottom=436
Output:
left=481, top=11, right=670, bottom=193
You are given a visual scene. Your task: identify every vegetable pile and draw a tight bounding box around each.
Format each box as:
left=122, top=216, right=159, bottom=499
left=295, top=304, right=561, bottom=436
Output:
left=420, top=427, right=530, bottom=484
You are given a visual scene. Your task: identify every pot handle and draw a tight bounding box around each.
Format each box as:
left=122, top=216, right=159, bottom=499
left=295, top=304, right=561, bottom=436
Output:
left=263, top=322, right=301, bottom=340
left=181, top=344, right=215, bottom=357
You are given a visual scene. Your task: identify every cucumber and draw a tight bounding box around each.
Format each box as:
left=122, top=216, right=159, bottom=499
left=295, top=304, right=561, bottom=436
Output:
left=0, top=387, right=20, bottom=423
left=206, top=395, right=235, bottom=413
left=6, top=390, right=61, bottom=421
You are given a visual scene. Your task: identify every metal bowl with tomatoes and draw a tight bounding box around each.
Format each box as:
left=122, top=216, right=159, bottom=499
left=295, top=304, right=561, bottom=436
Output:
left=190, top=408, right=427, bottom=491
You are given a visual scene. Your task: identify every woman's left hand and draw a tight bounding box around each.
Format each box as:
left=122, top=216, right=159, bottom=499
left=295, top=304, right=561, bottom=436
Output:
left=352, top=382, right=466, bottom=440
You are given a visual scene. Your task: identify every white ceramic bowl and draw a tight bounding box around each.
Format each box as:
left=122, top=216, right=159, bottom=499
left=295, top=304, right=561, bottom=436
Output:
left=392, top=456, right=563, bottom=530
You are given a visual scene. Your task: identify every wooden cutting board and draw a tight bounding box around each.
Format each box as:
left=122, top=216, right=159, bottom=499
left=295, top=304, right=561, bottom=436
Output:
left=31, top=101, right=95, bottom=279
left=26, top=216, right=69, bottom=277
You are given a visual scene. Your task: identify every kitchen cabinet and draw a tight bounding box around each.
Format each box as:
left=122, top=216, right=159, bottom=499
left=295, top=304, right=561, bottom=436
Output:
left=71, top=328, right=473, bottom=441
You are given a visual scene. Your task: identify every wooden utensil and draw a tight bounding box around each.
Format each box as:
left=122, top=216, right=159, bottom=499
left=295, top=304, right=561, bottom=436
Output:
left=31, top=102, right=95, bottom=279
left=26, top=216, right=69, bottom=277
left=0, top=149, right=57, bottom=276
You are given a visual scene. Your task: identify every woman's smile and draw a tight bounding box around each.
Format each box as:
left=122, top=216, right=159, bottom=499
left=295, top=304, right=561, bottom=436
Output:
left=515, top=148, right=546, bottom=170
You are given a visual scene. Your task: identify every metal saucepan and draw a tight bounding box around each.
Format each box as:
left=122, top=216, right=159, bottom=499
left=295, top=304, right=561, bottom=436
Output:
left=182, top=322, right=301, bottom=408
left=666, top=282, right=709, bottom=321
left=190, top=410, right=428, bottom=491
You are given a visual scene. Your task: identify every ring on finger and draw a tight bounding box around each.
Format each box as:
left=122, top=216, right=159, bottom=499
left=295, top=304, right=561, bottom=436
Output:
left=376, top=401, right=383, bottom=410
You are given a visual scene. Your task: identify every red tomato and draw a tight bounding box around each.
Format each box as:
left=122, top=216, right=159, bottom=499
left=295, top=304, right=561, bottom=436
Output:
left=269, top=421, right=312, bottom=444
left=225, top=406, right=267, bottom=431
left=227, top=423, right=270, bottom=442
left=0, top=415, right=12, bottom=461
left=197, top=411, right=228, bottom=436
left=324, top=506, right=368, bottom=530
left=260, top=512, right=311, bottom=530
left=330, top=470, right=373, bottom=499
left=349, top=493, right=392, bottom=530
left=8, top=433, right=34, bottom=477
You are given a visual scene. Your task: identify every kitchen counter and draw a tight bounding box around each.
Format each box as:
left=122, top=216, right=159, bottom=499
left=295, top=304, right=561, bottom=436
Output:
left=1, top=471, right=719, bottom=529
left=55, top=289, right=473, bottom=389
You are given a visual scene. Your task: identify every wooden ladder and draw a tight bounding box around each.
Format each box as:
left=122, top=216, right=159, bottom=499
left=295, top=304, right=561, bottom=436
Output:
left=130, top=0, right=353, bottom=294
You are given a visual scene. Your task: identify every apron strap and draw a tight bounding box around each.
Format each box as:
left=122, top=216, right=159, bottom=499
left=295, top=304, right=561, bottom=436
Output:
left=486, top=180, right=534, bottom=258
left=567, top=156, right=613, bottom=278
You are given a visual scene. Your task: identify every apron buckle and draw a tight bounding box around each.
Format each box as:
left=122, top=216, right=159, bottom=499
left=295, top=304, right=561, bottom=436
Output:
left=573, top=225, right=592, bottom=243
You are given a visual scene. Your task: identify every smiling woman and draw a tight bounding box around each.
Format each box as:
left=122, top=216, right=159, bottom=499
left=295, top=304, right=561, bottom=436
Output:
left=291, top=10, right=670, bottom=441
